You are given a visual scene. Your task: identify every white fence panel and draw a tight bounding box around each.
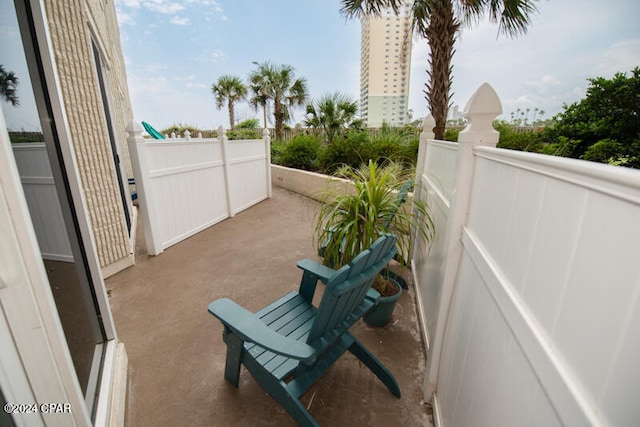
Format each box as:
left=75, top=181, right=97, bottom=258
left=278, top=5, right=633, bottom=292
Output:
left=413, top=126, right=459, bottom=348
left=414, top=83, right=640, bottom=427
left=11, top=143, right=73, bottom=262
left=127, top=123, right=271, bottom=255
left=146, top=140, right=228, bottom=249
left=227, top=137, right=270, bottom=215
left=449, top=149, right=640, bottom=426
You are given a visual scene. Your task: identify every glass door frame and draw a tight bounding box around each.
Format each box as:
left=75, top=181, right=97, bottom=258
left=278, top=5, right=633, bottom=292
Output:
left=0, top=0, right=123, bottom=425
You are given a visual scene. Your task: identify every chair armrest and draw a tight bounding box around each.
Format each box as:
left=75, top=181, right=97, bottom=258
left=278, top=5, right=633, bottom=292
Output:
left=296, top=259, right=335, bottom=283
left=366, top=288, right=380, bottom=304
left=208, top=298, right=316, bottom=363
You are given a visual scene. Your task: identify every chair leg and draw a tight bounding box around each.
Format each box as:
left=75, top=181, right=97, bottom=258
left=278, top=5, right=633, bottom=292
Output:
left=270, top=382, right=319, bottom=427
left=243, top=357, right=319, bottom=427
left=222, top=330, right=243, bottom=387
left=348, top=337, right=401, bottom=398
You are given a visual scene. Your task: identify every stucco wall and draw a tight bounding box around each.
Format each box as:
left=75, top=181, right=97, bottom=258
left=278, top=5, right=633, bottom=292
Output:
left=271, top=165, right=354, bottom=201
left=44, top=0, right=134, bottom=274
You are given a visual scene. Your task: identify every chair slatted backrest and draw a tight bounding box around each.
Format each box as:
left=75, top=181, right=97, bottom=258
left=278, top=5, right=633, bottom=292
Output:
left=382, top=179, right=413, bottom=228
left=306, top=234, right=397, bottom=344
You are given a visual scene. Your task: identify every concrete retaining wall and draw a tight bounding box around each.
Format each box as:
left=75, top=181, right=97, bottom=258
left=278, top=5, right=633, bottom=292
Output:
left=271, top=164, right=353, bottom=201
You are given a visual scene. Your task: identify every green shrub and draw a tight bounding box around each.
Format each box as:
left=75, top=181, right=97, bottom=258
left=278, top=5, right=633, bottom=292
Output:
left=494, top=121, right=544, bottom=152
left=539, top=68, right=640, bottom=168
left=580, top=138, right=623, bottom=163
left=270, top=139, right=287, bottom=165
left=443, top=128, right=459, bottom=142
left=319, top=130, right=370, bottom=173
left=8, top=131, right=44, bottom=143
left=368, top=127, right=419, bottom=164
left=236, top=118, right=260, bottom=129
left=227, top=129, right=262, bottom=140
left=160, top=124, right=201, bottom=137
left=279, top=134, right=322, bottom=171
left=538, top=136, right=576, bottom=157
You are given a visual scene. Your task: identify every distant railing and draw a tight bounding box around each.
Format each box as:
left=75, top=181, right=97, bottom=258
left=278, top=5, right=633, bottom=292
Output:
left=8, top=131, right=45, bottom=143
left=413, top=83, right=640, bottom=426
left=149, top=124, right=542, bottom=144
left=269, top=126, right=422, bottom=142
left=127, top=124, right=271, bottom=255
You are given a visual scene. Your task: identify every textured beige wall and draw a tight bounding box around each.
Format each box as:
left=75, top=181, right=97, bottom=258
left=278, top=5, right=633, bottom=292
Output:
left=44, top=0, right=134, bottom=272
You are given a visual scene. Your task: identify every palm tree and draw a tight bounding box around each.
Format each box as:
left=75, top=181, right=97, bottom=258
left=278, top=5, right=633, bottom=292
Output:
left=211, top=75, right=247, bottom=129
left=0, top=65, right=20, bottom=107
left=341, top=0, right=538, bottom=140
left=248, top=62, right=271, bottom=128
left=303, top=92, right=362, bottom=144
left=248, top=62, right=308, bottom=140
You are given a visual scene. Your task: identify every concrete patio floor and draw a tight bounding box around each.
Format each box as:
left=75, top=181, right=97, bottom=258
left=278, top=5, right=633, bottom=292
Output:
left=106, top=186, right=431, bottom=426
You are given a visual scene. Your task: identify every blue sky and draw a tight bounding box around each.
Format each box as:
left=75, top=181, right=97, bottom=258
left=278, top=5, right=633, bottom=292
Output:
left=114, top=0, right=639, bottom=131
left=2, top=0, right=639, bottom=132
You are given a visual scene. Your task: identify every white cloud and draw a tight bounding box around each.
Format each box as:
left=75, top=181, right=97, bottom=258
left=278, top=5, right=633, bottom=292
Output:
left=174, top=75, right=196, bottom=81
left=170, top=16, right=190, bottom=25
left=141, top=62, right=169, bottom=74
left=116, top=10, right=135, bottom=25
left=196, top=49, right=225, bottom=63
left=120, top=0, right=141, bottom=8
left=186, top=82, right=208, bottom=89
left=129, top=75, right=169, bottom=94
left=594, top=38, right=640, bottom=76
left=174, top=75, right=207, bottom=89
left=524, top=74, right=562, bottom=93
left=142, top=0, right=184, bottom=15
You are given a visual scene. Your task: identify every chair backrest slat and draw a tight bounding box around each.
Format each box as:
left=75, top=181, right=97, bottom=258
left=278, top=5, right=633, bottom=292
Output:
left=307, top=234, right=397, bottom=343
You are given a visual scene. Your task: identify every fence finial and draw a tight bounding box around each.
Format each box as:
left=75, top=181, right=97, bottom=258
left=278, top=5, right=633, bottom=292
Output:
left=422, top=114, right=436, bottom=139
left=217, top=126, right=226, bottom=140
left=125, top=120, right=145, bottom=138
left=462, top=83, right=502, bottom=134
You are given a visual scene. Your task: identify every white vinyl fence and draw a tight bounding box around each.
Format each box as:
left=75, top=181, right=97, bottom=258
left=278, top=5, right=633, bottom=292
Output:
left=412, top=84, right=640, bottom=426
left=127, top=123, right=271, bottom=255
left=11, top=143, right=73, bottom=262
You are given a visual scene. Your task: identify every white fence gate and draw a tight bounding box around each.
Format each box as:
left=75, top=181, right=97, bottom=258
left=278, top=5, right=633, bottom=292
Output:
left=127, top=123, right=271, bottom=255
left=11, top=143, right=73, bottom=262
left=413, top=84, right=640, bottom=426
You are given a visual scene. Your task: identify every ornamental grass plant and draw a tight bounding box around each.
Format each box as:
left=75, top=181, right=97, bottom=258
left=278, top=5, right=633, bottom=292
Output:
left=315, top=160, right=434, bottom=294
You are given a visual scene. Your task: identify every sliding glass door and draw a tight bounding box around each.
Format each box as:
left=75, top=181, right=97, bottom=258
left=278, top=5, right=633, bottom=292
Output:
left=1, top=0, right=108, bottom=417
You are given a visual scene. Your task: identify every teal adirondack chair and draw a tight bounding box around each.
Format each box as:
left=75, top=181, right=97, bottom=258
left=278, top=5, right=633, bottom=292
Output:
left=208, top=234, right=401, bottom=427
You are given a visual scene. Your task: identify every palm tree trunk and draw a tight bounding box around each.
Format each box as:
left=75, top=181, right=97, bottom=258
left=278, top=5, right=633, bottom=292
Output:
left=262, top=105, right=267, bottom=129
left=228, top=99, right=235, bottom=129
left=425, top=0, right=458, bottom=140
left=274, top=96, right=284, bottom=140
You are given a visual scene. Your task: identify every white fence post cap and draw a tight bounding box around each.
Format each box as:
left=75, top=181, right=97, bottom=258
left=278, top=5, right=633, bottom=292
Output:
left=125, top=120, right=144, bottom=135
left=422, top=114, right=436, bottom=139
left=462, top=83, right=503, bottom=133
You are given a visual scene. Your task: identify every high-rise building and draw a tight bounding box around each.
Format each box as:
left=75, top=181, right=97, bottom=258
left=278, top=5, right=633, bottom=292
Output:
left=359, top=3, right=413, bottom=128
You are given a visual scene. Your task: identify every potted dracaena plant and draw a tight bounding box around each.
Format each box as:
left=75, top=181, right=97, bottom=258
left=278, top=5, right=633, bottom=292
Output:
left=315, top=160, right=434, bottom=326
